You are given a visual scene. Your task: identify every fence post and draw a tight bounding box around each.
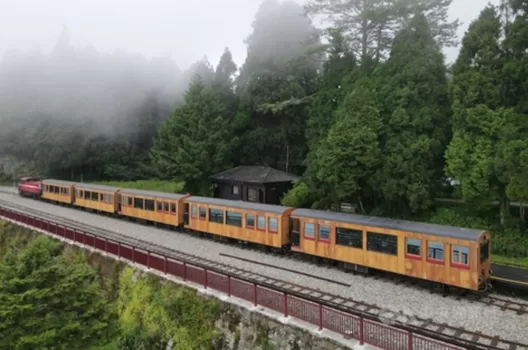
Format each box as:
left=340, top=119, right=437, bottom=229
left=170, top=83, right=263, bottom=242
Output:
left=408, top=331, right=413, bottom=350
left=359, top=316, right=364, bottom=345
left=284, top=294, right=288, bottom=317
left=319, top=304, right=323, bottom=330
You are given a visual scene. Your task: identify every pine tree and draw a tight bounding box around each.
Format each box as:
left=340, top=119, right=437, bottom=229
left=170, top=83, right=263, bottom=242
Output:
left=375, top=13, right=452, bottom=214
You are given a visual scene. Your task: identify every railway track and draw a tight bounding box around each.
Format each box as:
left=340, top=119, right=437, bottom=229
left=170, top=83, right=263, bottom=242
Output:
left=1, top=199, right=528, bottom=350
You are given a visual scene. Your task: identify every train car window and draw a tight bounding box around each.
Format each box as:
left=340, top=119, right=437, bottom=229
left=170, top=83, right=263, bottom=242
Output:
left=145, top=199, right=155, bottom=211
left=480, top=241, right=489, bottom=263
left=92, top=192, right=99, bottom=201
left=227, top=211, right=242, bottom=227
left=121, top=196, right=127, bottom=206
left=157, top=201, right=164, bottom=212
left=406, top=238, right=421, bottom=257
left=209, top=208, right=224, bottom=224
left=268, top=217, right=278, bottom=232
left=367, top=232, right=398, bottom=255
left=257, top=216, right=266, bottom=230
left=318, top=224, right=330, bottom=241
left=191, top=205, right=198, bottom=218
left=162, top=202, right=169, bottom=212
left=170, top=203, right=176, bottom=213
left=304, top=223, right=315, bottom=239
left=336, top=227, right=362, bottom=248
left=75, top=189, right=80, bottom=197
left=84, top=191, right=90, bottom=200
left=452, top=245, right=469, bottom=265
left=134, top=198, right=144, bottom=209
left=109, top=194, right=113, bottom=203
left=127, top=197, right=133, bottom=206
left=427, top=241, right=444, bottom=262
left=199, top=207, right=207, bottom=220
left=246, top=214, right=255, bottom=229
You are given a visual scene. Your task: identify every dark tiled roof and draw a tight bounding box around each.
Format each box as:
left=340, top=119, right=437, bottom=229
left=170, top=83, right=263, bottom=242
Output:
left=186, top=196, right=291, bottom=214
left=210, top=165, right=298, bottom=184
left=291, top=209, right=485, bottom=242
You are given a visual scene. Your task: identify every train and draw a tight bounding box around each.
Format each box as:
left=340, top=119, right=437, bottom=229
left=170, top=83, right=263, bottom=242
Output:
left=15, top=177, right=493, bottom=292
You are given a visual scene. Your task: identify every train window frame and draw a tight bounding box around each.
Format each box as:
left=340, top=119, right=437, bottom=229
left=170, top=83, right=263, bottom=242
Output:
left=75, top=189, right=81, bottom=197
left=226, top=211, right=242, bottom=227
left=336, top=227, right=363, bottom=249
left=157, top=201, right=163, bottom=212
left=163, top=202, right=169, bottom=213
left=452, top=245, right=470, bottom=269
left=304, top=223, right=315, bottom=240
left=133, top=197, right=144, bottom=209
left=91, top=192, right=99, bottom=201
left=199, top=207, right=206, bottom=220
left=480, top=241, right=489, bottom=263
left=191, top=205, right=198, bottom=218
left=427, top=241, right=444, bottom=264
left=318, top=224, right=330, bottom=242
left=405, top=238, right=422, bottom=260
left=170, top=203, right=177, bottom=215
left=268, top=217, right=278, bottom=233
left=209, top=208, right=224, bottom=224
left=367, top=231, right=398, bottom=256
left=246, top=214, right=255, bottom=229
left=145, top=199, right=155, bottom=211
left=257, top=216, right=266, bottom=231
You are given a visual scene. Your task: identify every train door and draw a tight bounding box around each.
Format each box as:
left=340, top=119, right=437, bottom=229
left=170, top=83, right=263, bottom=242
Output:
left=290, top=218, right=300, bottom=247
left=184, top=203, right=189, bottom=225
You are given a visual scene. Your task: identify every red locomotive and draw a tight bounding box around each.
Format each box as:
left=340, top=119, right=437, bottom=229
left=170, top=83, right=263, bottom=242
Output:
left=17, top=176, right=43, bottom=198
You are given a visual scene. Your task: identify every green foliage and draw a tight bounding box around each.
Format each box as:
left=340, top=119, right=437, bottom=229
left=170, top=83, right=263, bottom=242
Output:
left=116, top=268, right=220, bottom=350
left=0, top=227, right=113, bottom=349
left=280, top=181, right=317, bottom=208
left=94, top=180, right=185, bottom=194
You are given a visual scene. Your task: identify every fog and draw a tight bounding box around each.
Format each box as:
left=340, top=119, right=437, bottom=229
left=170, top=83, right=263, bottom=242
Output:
left=0, top=0, right=500, bottom=161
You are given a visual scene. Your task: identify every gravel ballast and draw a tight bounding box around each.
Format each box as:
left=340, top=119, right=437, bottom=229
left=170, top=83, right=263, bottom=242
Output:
left=1, top=192, right=527, bottom=344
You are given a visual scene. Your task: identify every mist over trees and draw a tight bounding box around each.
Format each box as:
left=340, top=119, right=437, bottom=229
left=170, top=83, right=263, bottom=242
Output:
left=0, top=27, right=194, bottom=180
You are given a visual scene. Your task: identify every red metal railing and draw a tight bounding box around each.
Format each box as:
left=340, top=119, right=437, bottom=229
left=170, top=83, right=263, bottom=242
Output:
left=0, top=207, right=463, bottom=350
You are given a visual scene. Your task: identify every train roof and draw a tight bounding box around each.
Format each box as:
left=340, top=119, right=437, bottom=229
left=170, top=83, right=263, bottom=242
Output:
left=119, top=188, right=187, bottom=200
left=42, top=179, right=78, bottom=186
left=291, top=208, right=485, bottom=241
left=74, top=183, right=121, bottom=192
left=186, top=196, right=291, bottom=214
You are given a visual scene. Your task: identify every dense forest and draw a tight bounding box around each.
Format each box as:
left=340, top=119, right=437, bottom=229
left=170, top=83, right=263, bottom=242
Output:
left=0, top=222, right=222, bottom=349
left=1, top=0, right=528, bottom=257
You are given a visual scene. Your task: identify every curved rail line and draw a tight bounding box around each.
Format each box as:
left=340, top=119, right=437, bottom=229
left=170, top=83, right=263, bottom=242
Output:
left=0, top=199, right=527, bottom=350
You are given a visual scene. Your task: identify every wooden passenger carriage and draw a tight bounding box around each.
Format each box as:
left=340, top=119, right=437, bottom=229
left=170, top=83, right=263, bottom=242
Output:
left=183, top=196, right=294, bottom=248
left=41, top=179, right=76, bottom=204
left=73, top=183, right=121, bottom=214
left=289, top=209, right=491, bottom=291
left=118, top=189, right=189, bottom=226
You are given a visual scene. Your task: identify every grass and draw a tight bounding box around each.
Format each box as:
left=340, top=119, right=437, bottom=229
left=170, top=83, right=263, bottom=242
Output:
left=492, top=254, right=528, bottom=269
left=93, top=180, right=185, bottom=193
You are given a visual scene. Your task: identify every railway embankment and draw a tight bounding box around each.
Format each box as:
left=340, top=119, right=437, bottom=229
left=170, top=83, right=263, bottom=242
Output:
left=0, top=219, right=368, bottom=350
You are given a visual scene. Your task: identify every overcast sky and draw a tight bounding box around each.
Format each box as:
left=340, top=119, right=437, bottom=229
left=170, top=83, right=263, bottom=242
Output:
left=0, top=0, right=499, bottom=70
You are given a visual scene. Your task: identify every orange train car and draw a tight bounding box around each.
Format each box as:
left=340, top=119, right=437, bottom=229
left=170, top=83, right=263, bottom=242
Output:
left=73, top=183, right=121, bottom=214
left=118, top=188, right=189, bottom=226
left=289, top=209, right=492, bottom=291
left=183, top=196, right=294, bottom=249
left=41, top=179, right=76, bottom=204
